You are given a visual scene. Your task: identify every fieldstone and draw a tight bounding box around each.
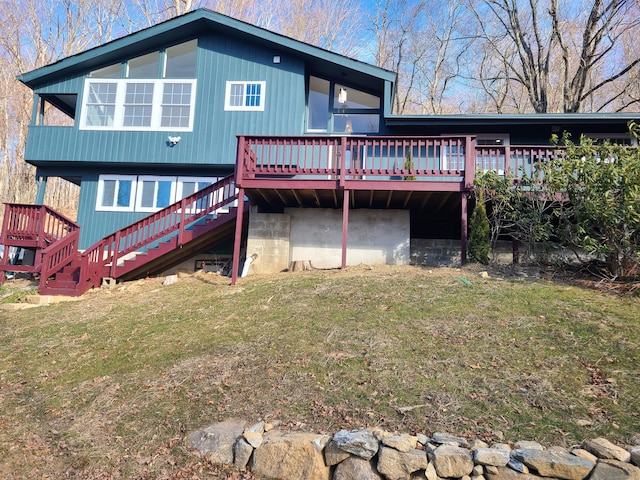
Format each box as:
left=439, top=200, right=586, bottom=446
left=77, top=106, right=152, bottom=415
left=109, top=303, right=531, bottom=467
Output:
left=474, top=447, right=510, bottom=467
left=411, top=470, right=428, bottom=480
left=245, top=421, right=265, bottom=434
left=431, top=432, right=470, bottom=448
left=473, top=464, right=485, bottom=475
left=162, top=274, right=178, bottom=285
left=233, top=437, right=253, bottom=470
left=243, top=430, right=264, bottom=448
left=312, top=434, right=332, bottom=452
left=582, top=437, right=631, bottom=462
left=377, top=446, right=429, bottom=480
left=424, top=461, right=440, bottom=480
left=186, top=419, right=246, bottom=465
left=631, top=446, right=640, bottom=467
left=548, top=445, right=569, bottom=454
left=416, top=434, right=430, bottom=446
left=382, top=434, right=419, bottom=453
left=333, top=429, right=379, bottom=460
left=324, top=440, right=351, bottom=466
left=333, top=456, right=382, bottom=480
left=492, top=443, right=511, bottom=452
left=371, top=428, right=392, bottom=441
left=431, top=444, right=474, bottom=478
left=515, top=441, right=544, bottom=451
left=511, top=448, right=595, bottom=480
left=485, top=466, right=545, bottom=479
left=250, top=431, right=330, bottom=480
left=588, top=459, right=640, bottom=480
left=470, top=439, right=490, bottom=450
left=425, top=442, right=439, bottom=460
left=507, top=458, right=529, bottom=473
left=571, top=448, right=598, bottom=465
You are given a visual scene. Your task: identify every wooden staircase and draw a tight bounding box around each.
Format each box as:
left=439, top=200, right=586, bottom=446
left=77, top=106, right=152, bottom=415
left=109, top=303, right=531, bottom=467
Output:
left=0, top=175, right=244, bottom=296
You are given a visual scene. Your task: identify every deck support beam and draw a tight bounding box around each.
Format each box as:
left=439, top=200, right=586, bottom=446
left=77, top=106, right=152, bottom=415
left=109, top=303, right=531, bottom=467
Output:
left=231, top=189, right=245, bottom=286
left=460, top=192, right=468, bottom=266
left=341, top=189, right=349, bottom=269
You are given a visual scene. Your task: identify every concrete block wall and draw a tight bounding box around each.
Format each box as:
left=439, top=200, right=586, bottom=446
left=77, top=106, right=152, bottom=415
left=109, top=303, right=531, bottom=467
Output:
left=246, top=212, right=291, bottom=274
left=286, top=208, right=410, bottom=269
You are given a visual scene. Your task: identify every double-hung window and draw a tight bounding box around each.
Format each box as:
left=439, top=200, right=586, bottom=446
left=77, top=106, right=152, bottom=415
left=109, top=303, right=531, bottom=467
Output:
left=80, top=40, right=197, bottom=131
left=85, top=82, right=118, bottom=127
left=80, top=79, right=196, bottom=131
left=224, top=81, right=266, bottom=111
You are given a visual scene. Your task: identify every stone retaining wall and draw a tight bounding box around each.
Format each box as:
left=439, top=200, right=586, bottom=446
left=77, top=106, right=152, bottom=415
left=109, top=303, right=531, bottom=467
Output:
left=187, top=420, right=640, bottom=480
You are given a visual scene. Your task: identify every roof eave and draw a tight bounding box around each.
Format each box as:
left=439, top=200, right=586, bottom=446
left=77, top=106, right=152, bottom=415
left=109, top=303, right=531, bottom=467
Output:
left=18, top=8, right=396, bottom=89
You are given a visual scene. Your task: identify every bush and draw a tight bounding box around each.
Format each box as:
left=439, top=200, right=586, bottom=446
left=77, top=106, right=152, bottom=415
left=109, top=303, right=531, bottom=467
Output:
left=468, top=194, right=491, bottom=264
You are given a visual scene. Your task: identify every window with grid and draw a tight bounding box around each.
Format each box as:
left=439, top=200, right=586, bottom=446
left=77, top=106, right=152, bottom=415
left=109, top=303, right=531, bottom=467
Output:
left=161, top=83, right=193, bottom=128
left=123, top=83, right=154, bottom=127
left=85, top=82, right=117, bottom=127
left=224, top=81, right=266, bottom=111
left=81, top=79, right=196, bottom=130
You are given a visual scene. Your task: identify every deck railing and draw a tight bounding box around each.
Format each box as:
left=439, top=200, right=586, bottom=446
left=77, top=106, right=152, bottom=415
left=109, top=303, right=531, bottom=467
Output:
left=80, top=174, right=238, bottom=283
left=474, top=145, right=566, bottom=177
left=1, top=203, right=79, bottom=246
left=0, top=203, right=79, bottom=283
left=238, top=135, right=566, bottom=188
left=238, top=135, right=476, bottom=186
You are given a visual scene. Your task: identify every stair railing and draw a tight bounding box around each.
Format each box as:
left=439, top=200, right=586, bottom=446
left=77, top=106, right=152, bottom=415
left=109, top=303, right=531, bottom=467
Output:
left=78, top=175, right=238, bottom=289
left=38, top=229, right=81, bottom=292
left=0, top=203, right=79, bottom=284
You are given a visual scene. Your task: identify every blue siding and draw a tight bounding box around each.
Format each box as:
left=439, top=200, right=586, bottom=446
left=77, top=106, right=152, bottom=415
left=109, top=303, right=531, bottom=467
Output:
left=25, top=28, right=385, bottom=248
left=26, top=32, right=307, bottom=169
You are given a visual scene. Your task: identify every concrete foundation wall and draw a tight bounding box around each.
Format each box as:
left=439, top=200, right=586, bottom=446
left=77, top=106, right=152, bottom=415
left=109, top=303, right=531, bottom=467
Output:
left=286, top=208, right=410, bottom=269
left=246, top=212, right=291, bottom=274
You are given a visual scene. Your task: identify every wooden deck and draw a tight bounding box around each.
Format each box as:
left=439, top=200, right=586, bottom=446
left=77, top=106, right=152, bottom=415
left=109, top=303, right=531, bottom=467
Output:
left=1, top=134, right=566, bottom=293
left=235, top=135, right=564, bottom=208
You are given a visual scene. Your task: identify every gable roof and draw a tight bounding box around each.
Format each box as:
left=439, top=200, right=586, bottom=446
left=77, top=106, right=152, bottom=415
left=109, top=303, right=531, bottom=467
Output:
left=18, top=8, right=397, bottom=91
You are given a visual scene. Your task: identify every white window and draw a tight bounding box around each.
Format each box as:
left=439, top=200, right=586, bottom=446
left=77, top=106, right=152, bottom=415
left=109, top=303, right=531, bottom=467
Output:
left=96, top=175, right=136, bottom=211
left=96, top=174, right=221, bottom=212
left=224, top=81, right=266, bottom=111
left=80, top=78, right=197, bottom=131
left=135, top=176, right=177, bottom=212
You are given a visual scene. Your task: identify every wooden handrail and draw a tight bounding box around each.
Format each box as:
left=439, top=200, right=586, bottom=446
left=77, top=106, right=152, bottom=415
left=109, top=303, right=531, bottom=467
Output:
left=79, top=175, right=238, bottom=285
left=38, top=230, right=80, bottom=291
left=1, top=203, right=79, bottom=245
left=237, top=135, right=569, bottom=185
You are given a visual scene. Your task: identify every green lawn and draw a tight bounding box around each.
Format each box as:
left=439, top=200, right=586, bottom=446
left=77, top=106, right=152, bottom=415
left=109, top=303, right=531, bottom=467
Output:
left=1, top=265, right=638, bottom=478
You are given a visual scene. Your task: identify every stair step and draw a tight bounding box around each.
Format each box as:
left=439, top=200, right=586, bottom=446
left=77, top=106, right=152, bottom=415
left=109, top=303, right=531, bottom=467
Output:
left=47, top=280, right=79, bottom=289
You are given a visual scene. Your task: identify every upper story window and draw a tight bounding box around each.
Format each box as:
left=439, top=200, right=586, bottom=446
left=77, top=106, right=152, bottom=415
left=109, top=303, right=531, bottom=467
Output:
left=307, top=76, right=381, bottom=134
left=224, top=81, right=266, bottom=111
left=80, top=40, right=197, bottom=131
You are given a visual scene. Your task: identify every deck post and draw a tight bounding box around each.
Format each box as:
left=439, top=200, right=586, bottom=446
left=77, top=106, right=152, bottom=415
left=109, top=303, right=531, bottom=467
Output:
left=35, top=175, right=47, bottom=204
left=341, top=189, right=349, bottom=269
left=460, top=192, right=468, bottom=266
left=231, top=188, right=245, bottom=285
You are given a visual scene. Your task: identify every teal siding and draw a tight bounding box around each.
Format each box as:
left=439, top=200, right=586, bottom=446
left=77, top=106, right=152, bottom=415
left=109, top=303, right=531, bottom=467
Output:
left=25, top=27, right=382, bottom=248
left=26, top=32, right=307, bottom=168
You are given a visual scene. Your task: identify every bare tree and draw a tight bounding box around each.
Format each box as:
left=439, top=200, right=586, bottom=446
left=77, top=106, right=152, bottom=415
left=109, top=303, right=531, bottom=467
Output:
left=469, top=0, right=640, bottom=113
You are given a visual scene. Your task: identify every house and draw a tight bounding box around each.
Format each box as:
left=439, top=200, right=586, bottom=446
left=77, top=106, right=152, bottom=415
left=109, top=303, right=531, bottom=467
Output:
left=0, top=8, right=637, bottom=295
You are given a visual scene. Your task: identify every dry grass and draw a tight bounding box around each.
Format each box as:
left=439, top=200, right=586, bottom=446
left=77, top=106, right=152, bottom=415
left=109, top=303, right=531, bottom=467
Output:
left=1, top=265, right=639, bottom=479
